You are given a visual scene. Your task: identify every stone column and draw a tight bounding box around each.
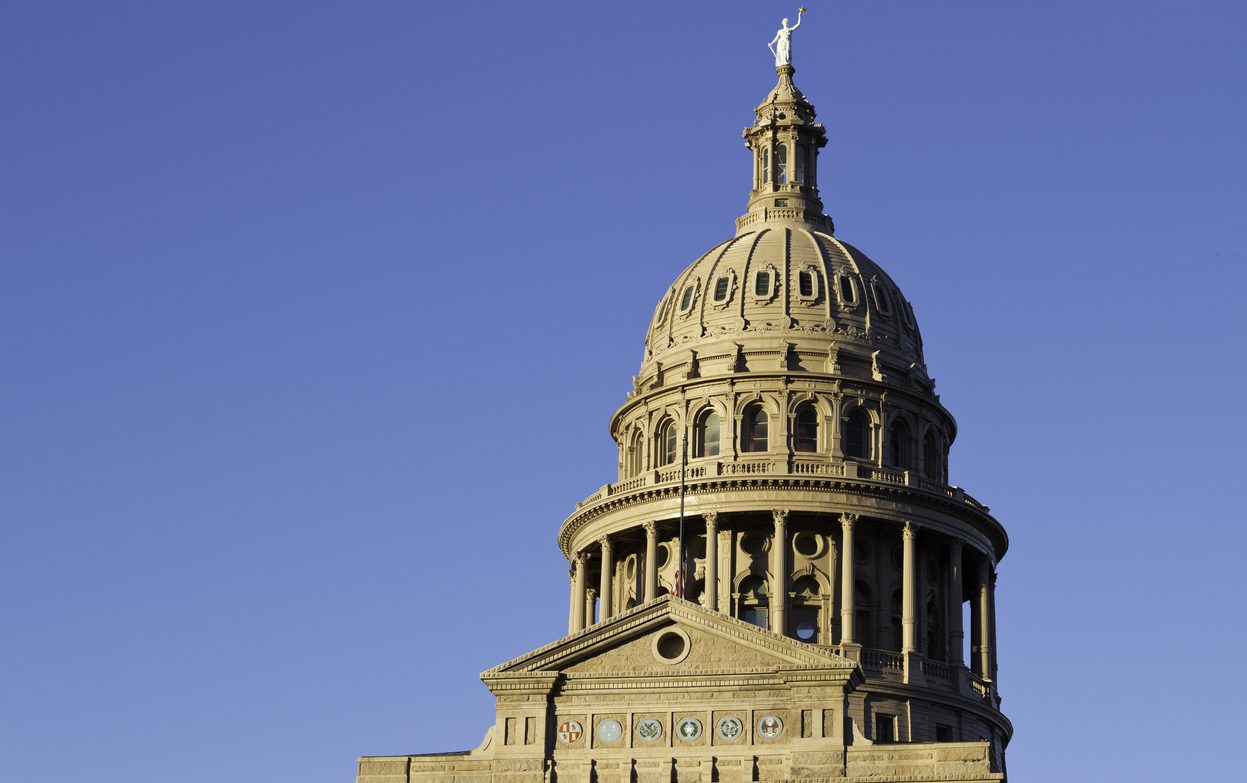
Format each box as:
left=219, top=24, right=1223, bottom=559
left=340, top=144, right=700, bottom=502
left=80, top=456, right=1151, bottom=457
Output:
left=771, top=509, right=789, bottom=635
left=948, top=540, right=964, bottom=666
left=643, top=521, right=658, bottom=602
left=703, top=512, right=719, bottom=611
left=988, top=569, right=999, bottom=684
left=585, top=587, right=597, bottom=627
left=901, top=523, right=918, bottom=653
left=598, top=536, right=613, bottom=621
left=976, top=557, right=992, bottom=678
left=839, top=513, right=858, bottom=648
left=570, top=553, right=587, bottom=633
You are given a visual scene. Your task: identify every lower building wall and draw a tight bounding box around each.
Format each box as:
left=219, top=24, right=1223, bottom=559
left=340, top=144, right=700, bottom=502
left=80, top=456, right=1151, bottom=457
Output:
left=358, top=741, right=1002, bottom=783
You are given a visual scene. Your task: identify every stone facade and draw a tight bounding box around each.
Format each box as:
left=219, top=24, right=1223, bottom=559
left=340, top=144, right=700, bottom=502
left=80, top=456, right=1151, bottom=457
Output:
left=358, top=55, right=1012, bottom=783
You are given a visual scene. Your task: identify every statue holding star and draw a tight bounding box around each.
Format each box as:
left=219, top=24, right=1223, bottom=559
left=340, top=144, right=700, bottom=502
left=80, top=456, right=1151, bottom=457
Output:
left=768, top=7, right=806, bottom=67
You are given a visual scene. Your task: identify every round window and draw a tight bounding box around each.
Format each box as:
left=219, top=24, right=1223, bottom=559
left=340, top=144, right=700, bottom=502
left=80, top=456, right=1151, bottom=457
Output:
left=794, top=532, right=821, bottom=557
left=795, top=619, right=817, bottom=641
left=741, top=533, right=767, bottom=556
left=652, top=627, right=692, bottom=664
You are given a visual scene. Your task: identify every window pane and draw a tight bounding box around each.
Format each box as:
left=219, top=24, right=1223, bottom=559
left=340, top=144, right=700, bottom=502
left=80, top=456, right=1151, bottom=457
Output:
left=838, top=275, right=854, bottom=303
left=755, top=271, right=771, bottom=297
left=713, top=276, right=730, bottom=301
left=776, top=144, right=788, bottom=184
left=742, top=607, right=769, bottom=628
left=799, top=271, right=814, bottom=297
left=793, top=608, right=818, bottom=641
left=680, top=285, right=695, bottom=310
left=701, top=412, right=720, bottom=457
left=795, top=407, right=817, bottom=452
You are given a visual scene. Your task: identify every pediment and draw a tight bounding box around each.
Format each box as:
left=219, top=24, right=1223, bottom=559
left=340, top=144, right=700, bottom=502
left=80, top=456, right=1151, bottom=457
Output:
left=482, top=596, right=856, bottom=680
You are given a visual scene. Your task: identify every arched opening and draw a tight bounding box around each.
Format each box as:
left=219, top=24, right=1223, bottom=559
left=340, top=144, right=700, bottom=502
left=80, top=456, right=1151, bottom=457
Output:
left=794, top=404, right=818, bottom=453
left=842, top=409, right=870, bottom=459
left=923, top=431, right=943, bottom=481
left=790, top=575, right=821, bottom=642
left=886, top=418, right=912, bottom=469
left=742, top=405, right=768, bottom=453
left=737, top=574, right=769, bottom=629
left=855, top=580, right=876, bottom=648
left=775, top=144, right=789, bottom=184
left=627, top=428, right=644, bottom=476
left=794, top=142, right=806, bottom=185
left=656, top=419, right=677, bottom=467
left=926, top=600, right=945, bottom=661
left=694, top=409, right=720, bottom=458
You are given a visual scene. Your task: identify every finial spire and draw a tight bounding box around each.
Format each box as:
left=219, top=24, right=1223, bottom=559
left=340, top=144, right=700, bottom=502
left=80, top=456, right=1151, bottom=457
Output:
left=767, top=7, right=806, bottom=67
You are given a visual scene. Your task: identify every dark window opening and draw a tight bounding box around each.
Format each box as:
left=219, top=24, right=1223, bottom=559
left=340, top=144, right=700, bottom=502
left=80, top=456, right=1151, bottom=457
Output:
left=713, top=276, right=730, bottom=302
left=794, top=405, right=818, bottom=452
left=742, top=406, right=768, bottom=452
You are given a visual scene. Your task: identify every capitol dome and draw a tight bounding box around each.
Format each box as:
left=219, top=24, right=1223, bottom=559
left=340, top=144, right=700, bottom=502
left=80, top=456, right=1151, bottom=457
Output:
left=640, top=228, right=929, bottom=395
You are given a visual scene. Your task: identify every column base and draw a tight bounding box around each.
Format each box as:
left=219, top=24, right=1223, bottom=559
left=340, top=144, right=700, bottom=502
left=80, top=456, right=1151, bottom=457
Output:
left=837, top=642, right=862, bottom=663
left=902, top=652, right=926, bottom=686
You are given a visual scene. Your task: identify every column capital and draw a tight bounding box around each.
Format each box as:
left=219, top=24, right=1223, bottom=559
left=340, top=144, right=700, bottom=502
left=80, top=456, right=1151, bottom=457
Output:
left=703, top=511, right=719, bottom=526
left=568, top=569, right=576, bottom=583
left=772, top=508, right=790, bottom=526
left=839, top=512, right=858, bottom=530
left=574, top=551, right=588, bottom=566
left=643, top=520, right=658, bottom=536
left=586, top=587, right=597, bottom=599
left=598, top=535, right=612, bottom=552
left=902, top=521, right=918, bottom=540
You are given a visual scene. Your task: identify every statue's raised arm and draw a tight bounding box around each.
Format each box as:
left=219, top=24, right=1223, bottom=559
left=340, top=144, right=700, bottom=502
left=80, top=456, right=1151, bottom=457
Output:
left=769, top=8, right=805, bottom=67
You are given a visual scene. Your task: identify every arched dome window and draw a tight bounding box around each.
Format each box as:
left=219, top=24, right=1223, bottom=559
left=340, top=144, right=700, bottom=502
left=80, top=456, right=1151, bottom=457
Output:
left=742, top=405, right=769, bottom=453
left=790, top=575, right=821, bottom=642
left=886, top=418, right=912, bottom=469
left=842, top=409, right=871, bottom=459
left=794, top=404, right=818, bottom=453
left=794, top=142, right=806, bottom=185
left=775, top=143, right=789, bottom=184
left=737, top=574, right=769, bottom=629
left=656, top=419, right=678, bottom=467
left=798, top=268, right=820, bottom=299
left=761, top=148, right=770, bottom=184
left=854, top=580, right=876, bottom=648
left=694, top=409, right=720, bottom=458
left=923, top=431, right=943, bottom=482
left=627, top=428, right=644, bottom=477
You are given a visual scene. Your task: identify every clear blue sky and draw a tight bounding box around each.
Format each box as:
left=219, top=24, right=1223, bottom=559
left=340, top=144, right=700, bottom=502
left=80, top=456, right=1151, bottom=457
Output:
left=3, top=2, right=1244, bottom=781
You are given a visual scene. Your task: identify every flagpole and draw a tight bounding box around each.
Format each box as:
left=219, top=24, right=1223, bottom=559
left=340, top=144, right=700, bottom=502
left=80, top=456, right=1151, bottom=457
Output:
left=677, top=430, right=687, bottom=599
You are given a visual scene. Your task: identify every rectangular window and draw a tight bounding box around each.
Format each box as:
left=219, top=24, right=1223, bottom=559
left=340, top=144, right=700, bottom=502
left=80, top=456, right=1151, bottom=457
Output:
left=838, top=275, right=855, bottom=304
left=875, top=715, right=895, bottom=744
left=741, top=607, right=768, bottom=628
left=799, top=270, right=815, bottom=298
left=713, top=276, right=730, bottom=302
left=755, top=271, right=772, bottom=297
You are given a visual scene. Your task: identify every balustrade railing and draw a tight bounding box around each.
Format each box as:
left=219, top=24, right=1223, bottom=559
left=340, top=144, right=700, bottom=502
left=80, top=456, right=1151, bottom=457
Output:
left=859, top=648, right=904, bottom=672
left=577, top=458, right=990, bottom=516
left=921, top=658, right=953, bottom=686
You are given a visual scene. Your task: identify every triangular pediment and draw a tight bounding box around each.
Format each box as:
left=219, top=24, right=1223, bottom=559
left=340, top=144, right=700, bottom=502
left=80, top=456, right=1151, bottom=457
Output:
left=482, top=596, right=856, bottom=680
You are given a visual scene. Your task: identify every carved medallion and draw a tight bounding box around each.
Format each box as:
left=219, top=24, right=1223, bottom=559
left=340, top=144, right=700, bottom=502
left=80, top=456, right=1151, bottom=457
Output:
left=716, top=716, right=744, bottom=741
left=676, top=717, right=702, bottom=742
left=557, top=720, right=583, bottom=744
left=757, top=715, right=784, bottom=739
left=636, top=719, right=663, bottom=742
left=596, top=719, right=623, bottom=744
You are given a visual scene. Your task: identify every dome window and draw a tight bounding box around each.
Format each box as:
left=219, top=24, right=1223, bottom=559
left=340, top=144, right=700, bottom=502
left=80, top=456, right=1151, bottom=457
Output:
left=794, top=403, right=818, bottom=452
left=656, top=419, right=678, bottom=467
left=742, top=404, right=768, bottom=453
left=797, top=267, right=821, bottom=301
left=775, top=144, right=789, bottom=185
left=836, top=273, right=857, bottom=307
left=885, top=418, right=913, bottom=470
left=709, top=271, right=736, bottom=308
left=901, top=300, right=915, bottom=329
left=842, top=408, right=871, bottom=460
left=677, top=279, right=700, bottom=315
left=794, top=143, right=806, bottom=185
left=871, top=280, right=894, bottom=316
left=761, top=148, right=770, bottom=184
left=694, top=409, right=720, bottom=458
left=653, top=294, right=671, bottom=325
left=751, top=265, right=779, bottom=302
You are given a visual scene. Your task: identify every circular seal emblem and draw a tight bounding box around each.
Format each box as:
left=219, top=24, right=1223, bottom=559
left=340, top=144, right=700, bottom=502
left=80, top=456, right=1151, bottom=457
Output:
left=676, top=717, right=702, bottom=742
left=757, top=715, right=784, bottom=739
left=636, top=719, right=663, bottom=742
left=557, top=720, right=583, bottom=744
left=596, top=719, right=623, bottom=744
left=716, top=716, right=744, bottom=741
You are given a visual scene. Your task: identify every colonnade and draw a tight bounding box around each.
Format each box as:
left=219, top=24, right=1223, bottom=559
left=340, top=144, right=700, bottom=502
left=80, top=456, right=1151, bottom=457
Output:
left=567, top=512, right=998, bottom=683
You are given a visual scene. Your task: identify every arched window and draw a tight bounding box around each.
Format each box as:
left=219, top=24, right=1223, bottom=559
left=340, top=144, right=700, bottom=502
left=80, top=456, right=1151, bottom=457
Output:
left=742, top=405, right=768, bottom=453
left=886, top=418, right=912, bottom=469
left=627, top=428, right=644, bottom=476
left=656, top=419, right=677, bottom=467
left=738, top=575, right=769, bottom=629
left=794, top=404, right=818, bottom=453
left=923, top=431, right=942, bottom=481
left=694, top=409, right=720, bottom=458
left=926, top=601, right=945, bottom=661
left=790, top=575, right=821, bottom=642
left=795, top=142, right=806, bottom=185
left=798, top=268, right=819, bottom=299
left=762, top=148, right=770, bottom=184
left=775, top=144, right=789, bottom=184
left=842, top=409, right=871, bottom=459
left=854, top=580, right=876, bottom=648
